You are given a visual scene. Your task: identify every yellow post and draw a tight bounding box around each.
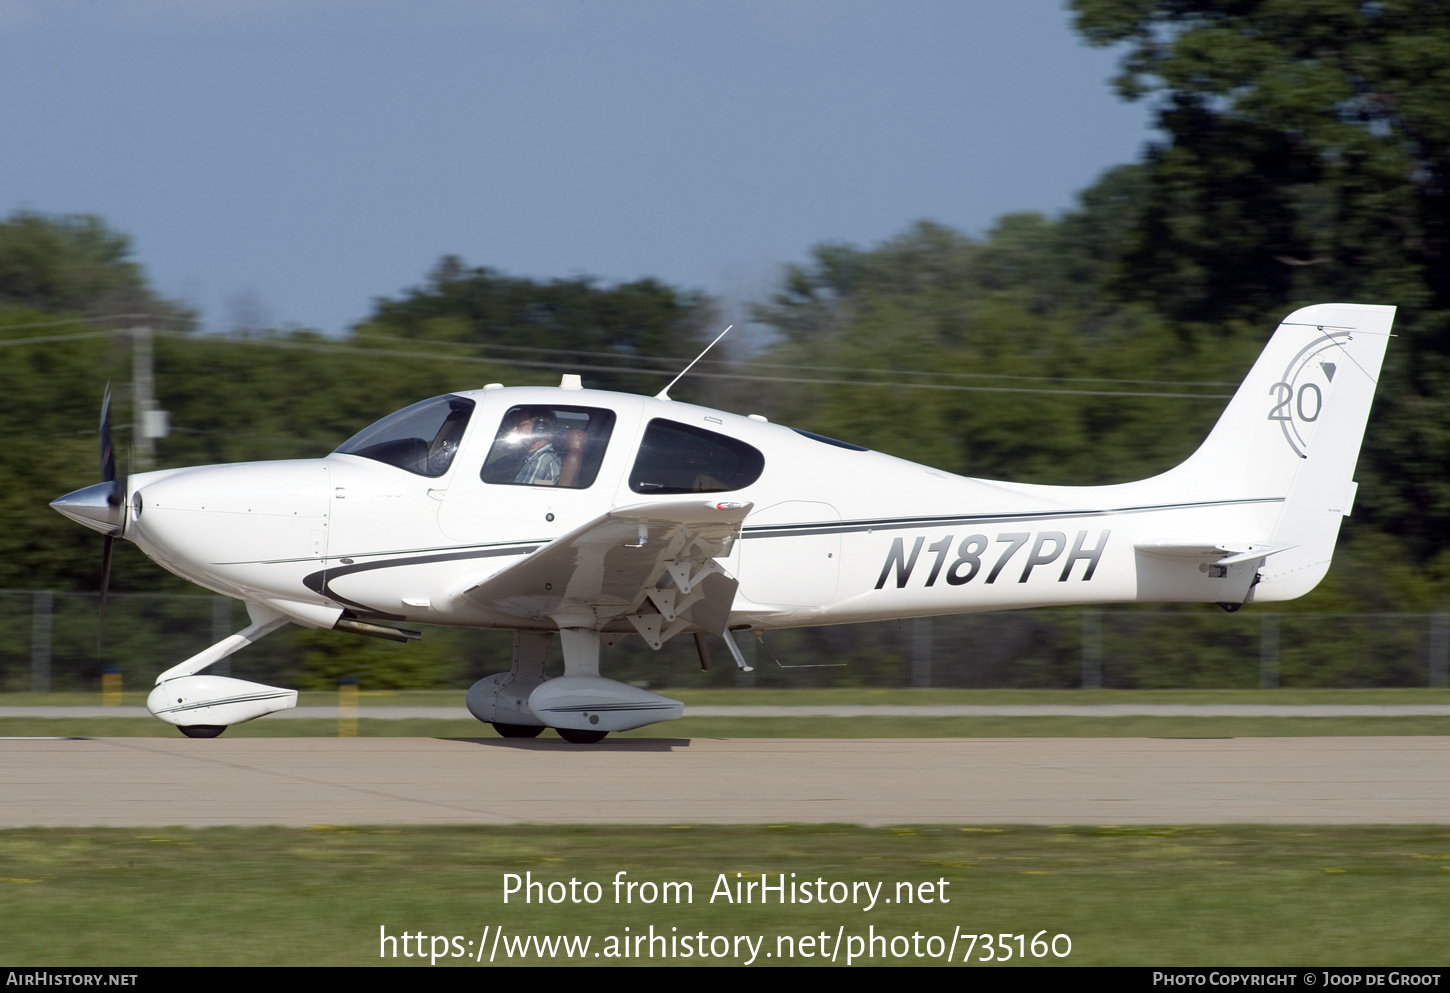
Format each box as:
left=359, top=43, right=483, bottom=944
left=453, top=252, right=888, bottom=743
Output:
left=101, top=665, right=122, bottom=707
left=338, top=674, right=358, bottom=737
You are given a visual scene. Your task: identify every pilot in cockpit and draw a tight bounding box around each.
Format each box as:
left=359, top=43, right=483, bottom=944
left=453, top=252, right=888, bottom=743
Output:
left=482, top=405, right=598, bottom=488
left=503, top=407, right=563, bottom=486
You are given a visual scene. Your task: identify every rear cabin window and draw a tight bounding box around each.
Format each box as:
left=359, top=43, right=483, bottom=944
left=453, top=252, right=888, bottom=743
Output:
left=629, top=419, right=765, bottom=494
left=480, top=405, right=617, bottom=488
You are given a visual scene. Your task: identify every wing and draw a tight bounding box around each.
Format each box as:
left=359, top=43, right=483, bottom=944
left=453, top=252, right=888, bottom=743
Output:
left=451, top=498, right=751, bottom=647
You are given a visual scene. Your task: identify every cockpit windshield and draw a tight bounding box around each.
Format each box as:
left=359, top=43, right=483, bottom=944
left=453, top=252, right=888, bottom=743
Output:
left=334, top=395, right=475, bottom=477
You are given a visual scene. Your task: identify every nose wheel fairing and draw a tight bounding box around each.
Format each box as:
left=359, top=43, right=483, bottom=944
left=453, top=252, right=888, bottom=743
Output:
left=145, top=602, right=298, bottom=735
left=147, top=675, right=298, bottom=730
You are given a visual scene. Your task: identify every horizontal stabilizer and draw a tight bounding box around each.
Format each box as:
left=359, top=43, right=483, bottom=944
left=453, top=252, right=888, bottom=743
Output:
left=1217, top=545, right=1296, bottom=566
left=1133, top=540, right=1296, bottom=565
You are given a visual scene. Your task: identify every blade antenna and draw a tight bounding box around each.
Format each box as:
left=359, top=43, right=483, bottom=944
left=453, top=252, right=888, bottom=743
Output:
left=656, top=324, right=733, bottom=401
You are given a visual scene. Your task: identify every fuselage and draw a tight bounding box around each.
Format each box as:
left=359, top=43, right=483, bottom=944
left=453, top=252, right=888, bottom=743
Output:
left=114, top=383, right=1286, bottom=635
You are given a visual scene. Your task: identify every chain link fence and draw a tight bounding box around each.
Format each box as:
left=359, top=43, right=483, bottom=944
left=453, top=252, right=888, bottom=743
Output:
left=3, top=590, right=1447, bottom=692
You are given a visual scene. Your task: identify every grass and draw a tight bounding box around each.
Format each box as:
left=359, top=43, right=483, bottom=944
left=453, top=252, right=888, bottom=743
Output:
left=3, top=824, right=1448, bottom=966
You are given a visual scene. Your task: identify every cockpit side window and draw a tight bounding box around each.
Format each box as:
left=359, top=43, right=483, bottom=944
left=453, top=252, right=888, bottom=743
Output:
left=480, top=405, right=617, bottom=488
left=334, top=395, right=475, bottom=478
left=629, top=419, right=765, bottom=494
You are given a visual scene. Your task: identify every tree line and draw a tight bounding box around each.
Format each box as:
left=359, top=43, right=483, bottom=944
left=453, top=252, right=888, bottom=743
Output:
left=3, top=1, right=1450, bottom=688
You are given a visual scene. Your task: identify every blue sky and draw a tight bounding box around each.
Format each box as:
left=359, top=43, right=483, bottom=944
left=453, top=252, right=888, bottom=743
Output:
left=1, top=1, right=1153, bottom=334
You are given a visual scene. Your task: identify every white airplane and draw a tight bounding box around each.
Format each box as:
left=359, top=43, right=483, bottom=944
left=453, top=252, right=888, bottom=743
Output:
left=50, top=303, right=1393, bottom=741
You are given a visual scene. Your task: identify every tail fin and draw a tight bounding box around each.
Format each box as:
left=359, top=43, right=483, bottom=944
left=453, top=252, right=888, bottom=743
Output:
left=1169, top=303, right=1394, bottom=600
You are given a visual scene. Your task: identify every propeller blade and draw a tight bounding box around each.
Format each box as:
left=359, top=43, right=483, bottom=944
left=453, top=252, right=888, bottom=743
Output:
left=98, top=533, right=114, bottom=649
left=100, top=382, right=116, bottom=487
left=97, top=385, right=122, bottom=648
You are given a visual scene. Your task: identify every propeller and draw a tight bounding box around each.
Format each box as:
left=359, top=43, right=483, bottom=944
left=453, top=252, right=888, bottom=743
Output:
left=97, top=384, right=125, bottom=646
left=49, top=385, right=132, bottom=648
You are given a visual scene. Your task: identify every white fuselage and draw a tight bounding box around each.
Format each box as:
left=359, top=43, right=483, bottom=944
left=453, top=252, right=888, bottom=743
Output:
left=119, top=385, right=1288, bottom=636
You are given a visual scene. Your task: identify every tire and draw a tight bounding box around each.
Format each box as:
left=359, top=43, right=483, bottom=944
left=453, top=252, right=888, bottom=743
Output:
left=556, top=727, right=608, bottom=744
left=492, top=722, right=545, bottom=739
left=179, top=725, right=226, bottom=738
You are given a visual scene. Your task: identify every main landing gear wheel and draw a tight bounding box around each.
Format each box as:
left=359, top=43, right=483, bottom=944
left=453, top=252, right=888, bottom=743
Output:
left=556, top=727, right=608, bottom=744
left=492, top=722, right=545, bottom=739
left=179, top=725, right=226, bottom=738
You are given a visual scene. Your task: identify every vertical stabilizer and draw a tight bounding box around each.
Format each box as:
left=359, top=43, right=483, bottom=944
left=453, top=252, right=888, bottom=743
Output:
left=1168, top=303, right=1393, bottom=599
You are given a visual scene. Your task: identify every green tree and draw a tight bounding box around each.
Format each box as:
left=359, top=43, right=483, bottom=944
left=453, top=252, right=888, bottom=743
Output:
left=3, top=248, right=719, bottom=593
left=355, top=256, right=714, bottom=395
left=1073, top=0, right=1450, bottom=317
left=0, top=211, right=187, bottom=320
left=748, top=219, right=1260, bottom=487
left=1071, top=0, right=1450, bottom=557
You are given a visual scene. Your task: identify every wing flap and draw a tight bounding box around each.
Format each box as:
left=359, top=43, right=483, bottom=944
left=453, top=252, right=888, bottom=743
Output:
left=452, top=498, right=751, bottom=637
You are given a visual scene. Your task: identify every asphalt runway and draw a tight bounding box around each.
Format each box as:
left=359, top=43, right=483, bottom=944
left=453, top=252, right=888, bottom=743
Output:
left=4, top=735, right=1449, bottom=826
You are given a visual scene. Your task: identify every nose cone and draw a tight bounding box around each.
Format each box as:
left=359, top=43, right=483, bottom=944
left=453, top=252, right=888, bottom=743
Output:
left=51, top=481, right=123, bottom=535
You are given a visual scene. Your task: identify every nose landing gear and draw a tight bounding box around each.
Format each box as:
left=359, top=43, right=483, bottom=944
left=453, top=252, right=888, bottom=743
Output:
left=491, top=722, right=545, bottom=739
left=178, top=725, right=227, bottom=738
left=556, top=727, right=608, bottom=744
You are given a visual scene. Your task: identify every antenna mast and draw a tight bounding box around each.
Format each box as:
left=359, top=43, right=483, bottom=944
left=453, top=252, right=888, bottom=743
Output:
left=656, top=325, right=733, bottom=400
